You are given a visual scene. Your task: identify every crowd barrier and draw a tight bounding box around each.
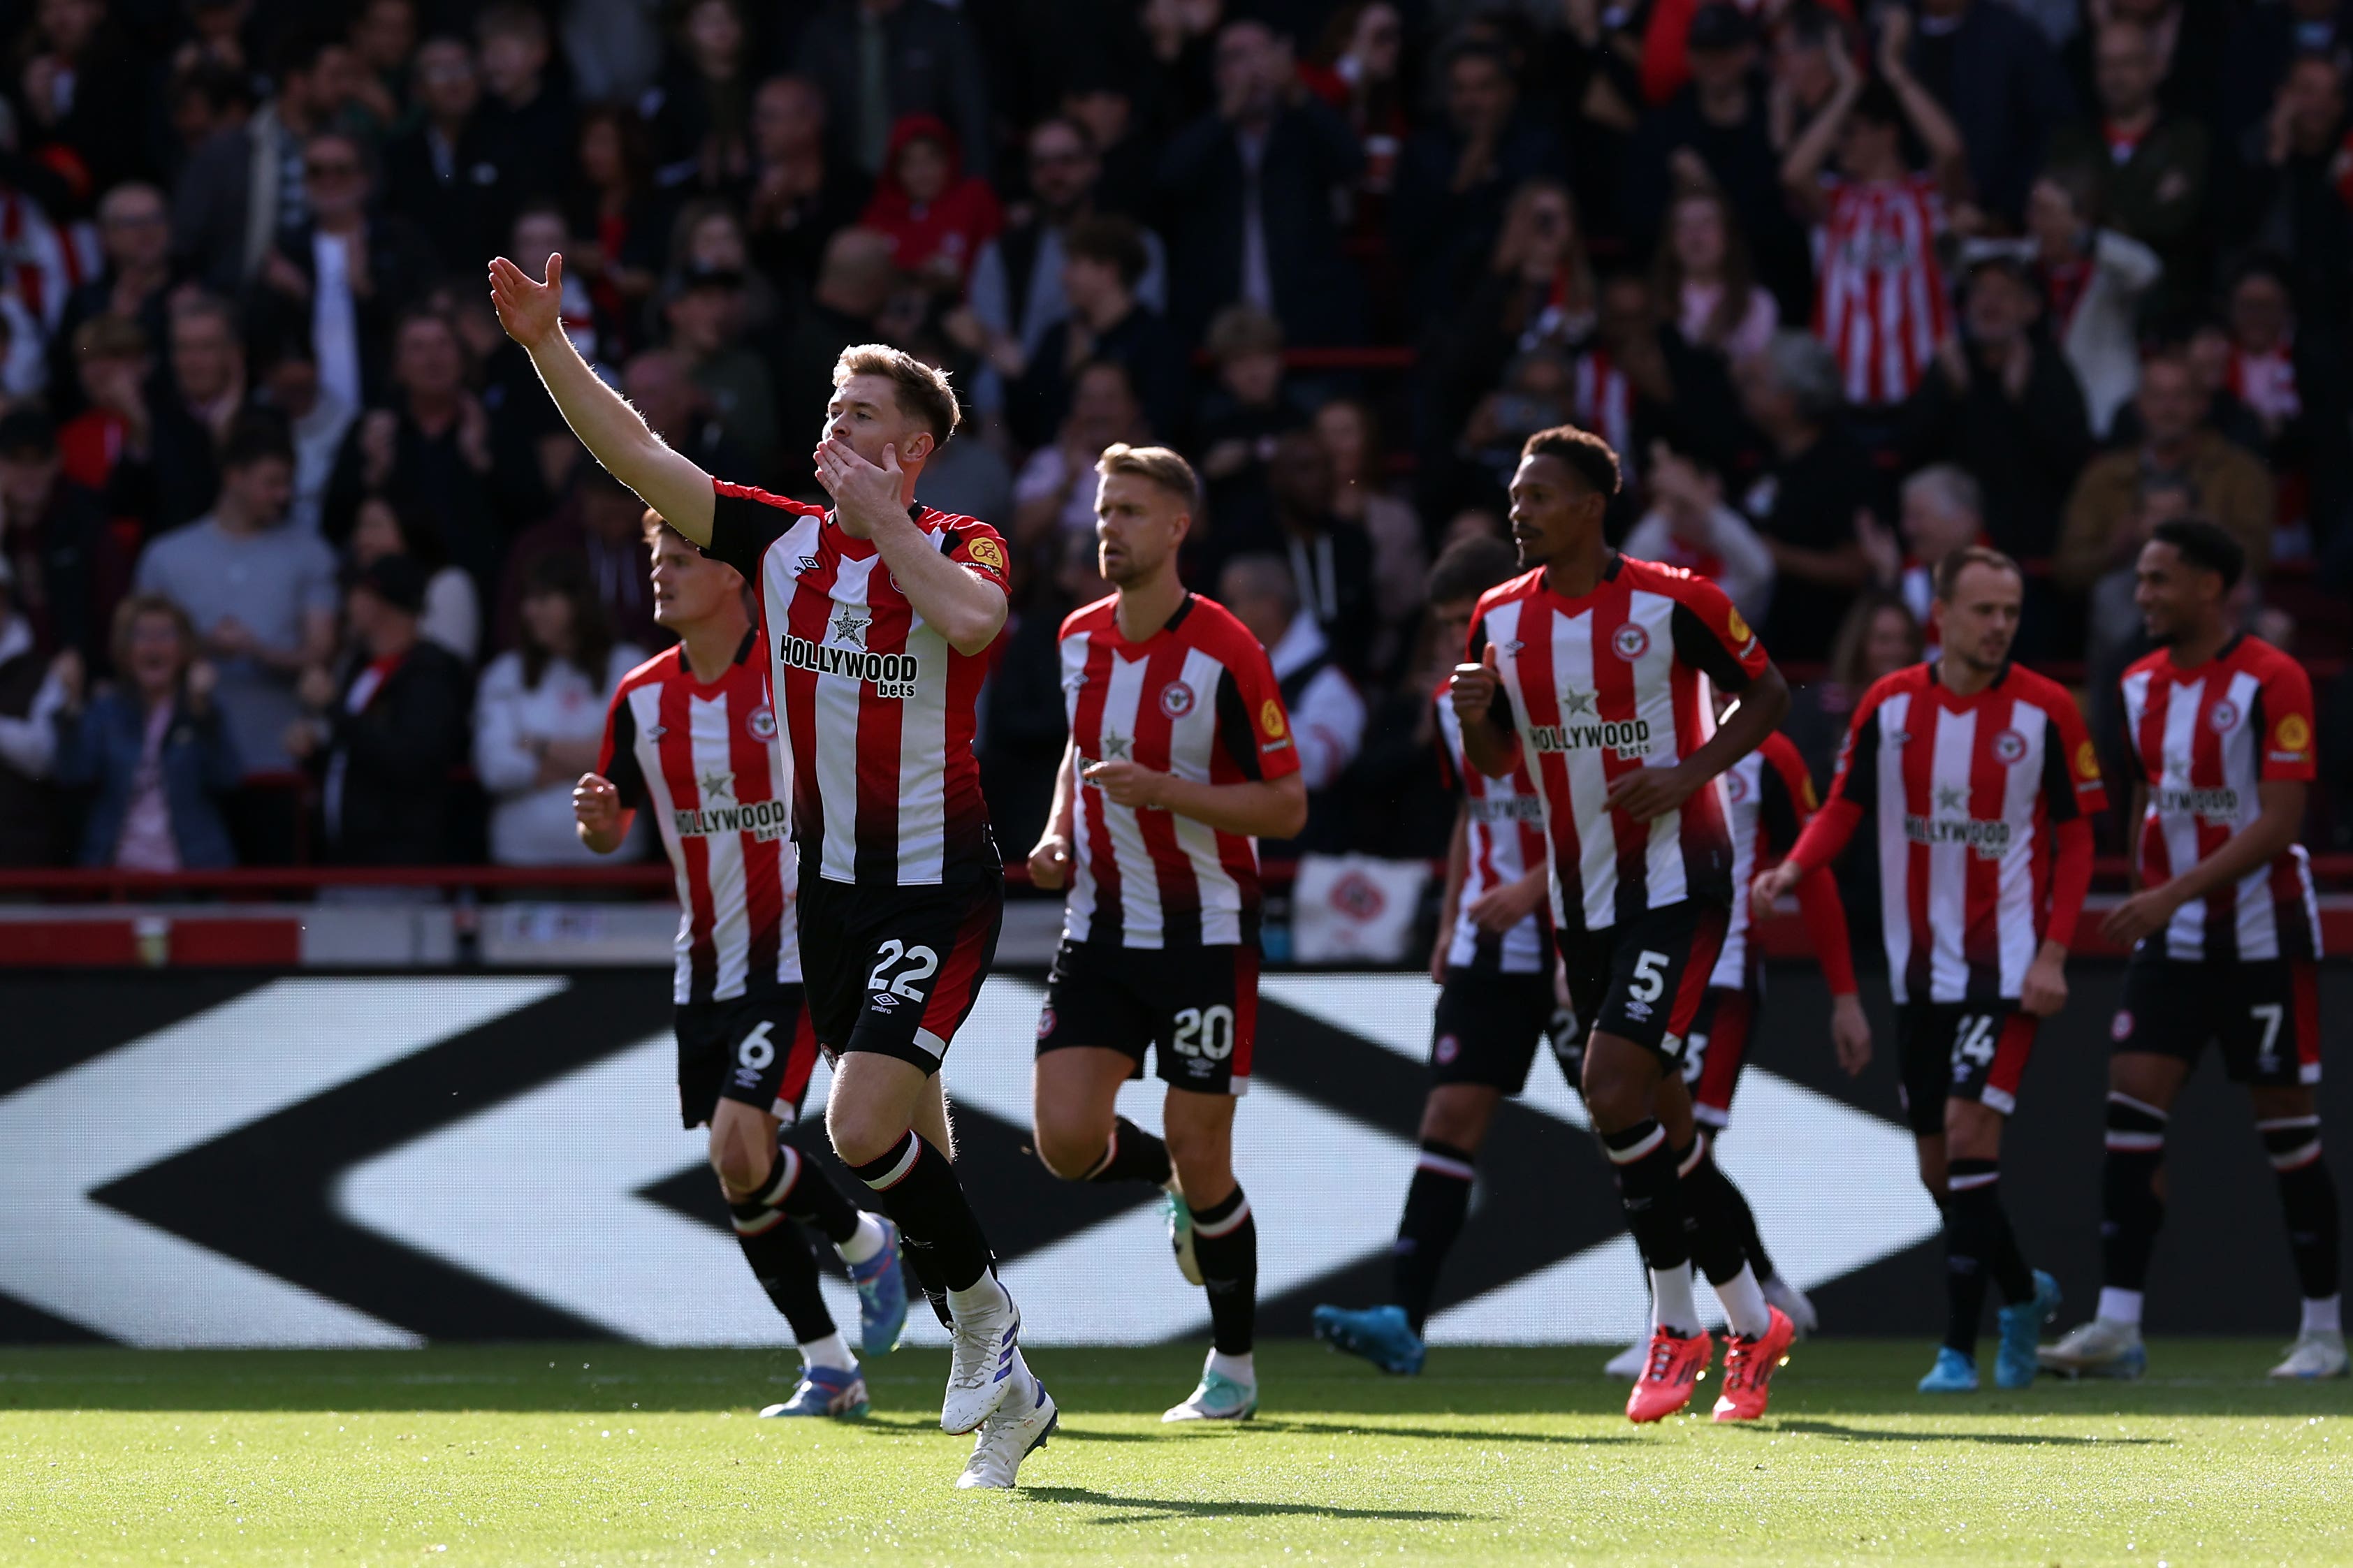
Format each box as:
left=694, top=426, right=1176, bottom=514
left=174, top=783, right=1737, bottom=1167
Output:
left=2, top=962, right=2343, bottom=1348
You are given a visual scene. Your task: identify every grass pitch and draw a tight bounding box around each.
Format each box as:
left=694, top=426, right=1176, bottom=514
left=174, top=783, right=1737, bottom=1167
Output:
left=2, top=1340, right=2347, bottom=1566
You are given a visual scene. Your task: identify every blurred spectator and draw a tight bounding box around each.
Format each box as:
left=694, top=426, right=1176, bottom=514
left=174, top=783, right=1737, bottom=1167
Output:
left=50, top=594, right=241, bottom=870
left=124, top=291, right=255, bottom=534
left=1009, top=214, right=1185, bottom=450
left=1733, top=330, right=1877, bottom=664
left=1901, top=251, right=2092, bottom=559
left=173, top=26, right=359, bottom=294
left=133, top=411, right=334, bottom=777
left=475, top=551, right=644, bottom=867
left=0, top=409, right=119, bottom=667
left=1782, top=38, right=1967, bottom=410
left=252, top=319, right=357, bottom=538
left=2232, top=53, right=2353, bottom=338
left=644, top=0, right=754, bottom=191
left=907, top=336, right=1013, bottom=528
left=563, top=0, right=665, bottom=106
left=776, top=228, right=895, bottom=465
left=289, top=554, right=470, bottom=871
left=2220, top=0, right=2353, bottom=153
left=1858, top=462, right=1984, bottom=657
left=1298, top=1, right=1408, bottom=212
left=982, top=523, right=1106, bottom=851
left=1432, top=178, right=1596, bottom=464
left=2023, top=166, right=2162, bottom=439
left=858, top=114, right=1003, bottom=295
left=350, top=492, right=478, bottom=663
left=743, top=76, right=871, bottom=314
left=959, top=117, right=1170, bottom=376
left=325, top=309, right=525, bottom=596
left=1645, top=0, right=1853, bottom=106
left=11, top=0, right=153, bottom=206
left=381, top=35, right=512, bottom=279
left=505, top=203, right=605, bottom=369
left=2218, top=258, right=2305, bottom=457
left=668, top=198, right=787, bottom=343
left=663, top=265, right=781, bottom=488
left=1219, top=550, right=1364, bottom=796
left=2047, top=18, right=2209, bottom=314
left=48, top=182, right=174, bottom=414
left=1624, top=441, right=1777, bottom=626
left=1392, top=39, right=1562, bottom=313
left=1224, top=427, right=1377, bottom=673
left=1313, top=396, right=1423, bottom=644
left=2057, top=350, right=2276, bottom=592
left=496, top=462, right=659, bottom=658
left=794, top=0, right=995, bottom=182
left=257, top=129, right=442, bottom=411
left=1898, top=0, right=2075, bottom=224
left=58, top=316, right=151, bottom=499
left=0, top=557, right=75, bottom=863
left=622, top=347, right=752, bottom=485
left=2083, top=469, right=2197, bottom=694
left=1652, top=185, right=1779, bottom=366
left=473, top=3, right=575, bottom=219
left=1061, top=68, right=1157, bottom=226
left=344, top=0, right=418, bottom=141
left=163, top=59, right=256, bottom=180
left=1160, top=18, right=1367, bottom=346
left=566, top=104, right=664, bottom=354
left=1193, top=303, right=1308, bottom=520
left=1011, top=358, right=1149, bottom=552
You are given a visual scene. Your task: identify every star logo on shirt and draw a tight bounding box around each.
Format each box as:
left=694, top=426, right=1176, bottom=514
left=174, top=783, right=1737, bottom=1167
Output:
left=1935, top=784, right=1968, bottom=813
left=831, top=608, right=869, bottom=647
left=1100, top=730, right=1132, bottom=761
left=1561, top=689, right=1598, bottom=717
left=699, top=771, right=734, bottom=802
left=2164, top=754, right=2192, bottom=783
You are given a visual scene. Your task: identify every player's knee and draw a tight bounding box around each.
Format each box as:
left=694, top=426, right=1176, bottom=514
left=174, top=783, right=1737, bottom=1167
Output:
left=1418, top=1092, right=1490, bottom=1151
left=1033, top=1123, right=1103, bottom=1182
left=709, top=1137, right=768, bottom=1200
left=1580, top=1057, right=1650, bottom=1132
left=824, top=1101, right=902, bottom=1171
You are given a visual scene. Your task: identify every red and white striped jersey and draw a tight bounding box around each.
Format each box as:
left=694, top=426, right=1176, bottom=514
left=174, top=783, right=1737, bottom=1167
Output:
left=1711, top=731, right=1818, bottom=988
left=598, top=634, right=797, bottom=1004
left=1813, top=174, right=1948, bottom=406
left=1434, top=690, right=1549, bottom=975
left=706, top=481, right=1012, bottom=888
left=1058, top=593, right=1299, bottom=947
left=1468, top=555, right=1772, bottom=935
left=1823, top=661, right=2106, bottom=1004
left=2120, top=634, right=2322, bottom=963
left=0, top=187, right=95, bottom=329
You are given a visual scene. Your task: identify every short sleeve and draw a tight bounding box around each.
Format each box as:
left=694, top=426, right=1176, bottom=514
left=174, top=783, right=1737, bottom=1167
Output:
left=1464, top=606, right=1513, bottom=732
left=2255, top=655, right=2319, bottom=782
left=1214, top=650, right=1301, bottom=784
left=1826, top=691, right=1884, bottom=812
left=597, top=684, right=648, bottom=810
left=706, top=480, right=801, bottom=579
left=2039, top=691, right=2107, bottom=821
left=1432, top=695, right=1462, bottom=794
left=1667, top=574, right=1770, bottom=691
left=944, top=520, right=1012, bottom=594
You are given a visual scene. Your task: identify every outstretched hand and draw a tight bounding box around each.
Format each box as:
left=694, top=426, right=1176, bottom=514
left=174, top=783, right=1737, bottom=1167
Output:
left=488, top=253, right=564, bottom=349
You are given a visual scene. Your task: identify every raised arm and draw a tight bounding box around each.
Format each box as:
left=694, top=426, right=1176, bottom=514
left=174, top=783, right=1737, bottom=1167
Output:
left=489, top=254, right=717, bottom=545
left=1881, top=13, right=1969, bottom=198
left=1780, top=50, right=1860, bottom=216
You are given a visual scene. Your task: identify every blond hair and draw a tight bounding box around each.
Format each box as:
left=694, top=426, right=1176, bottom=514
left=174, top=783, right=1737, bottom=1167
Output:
left=1095, top=443, right=1198, bottom=506
left=832, top=343, right=961, bottom=445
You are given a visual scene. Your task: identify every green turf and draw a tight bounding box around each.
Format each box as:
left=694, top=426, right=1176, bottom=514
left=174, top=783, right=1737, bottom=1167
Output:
left=2, top=1340, right=2347, bottom=1566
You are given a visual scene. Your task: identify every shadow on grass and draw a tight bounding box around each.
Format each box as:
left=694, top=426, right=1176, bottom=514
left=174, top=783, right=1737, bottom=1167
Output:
left=1253, top=1417, right=1640, bottom=1446
left=1021, top=1486, right=1477, bottom=1524
left=1768, top=1418, right=2174, bottom=1447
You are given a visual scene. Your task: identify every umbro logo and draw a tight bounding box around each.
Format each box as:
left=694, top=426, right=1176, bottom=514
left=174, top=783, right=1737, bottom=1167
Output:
left=642, top=724, right=666, bottom=742
left=799, top=555, right=822, bottom=573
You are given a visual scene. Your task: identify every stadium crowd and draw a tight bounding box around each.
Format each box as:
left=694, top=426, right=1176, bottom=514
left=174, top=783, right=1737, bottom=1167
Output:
left=0, top=0, right=2348, bottom=896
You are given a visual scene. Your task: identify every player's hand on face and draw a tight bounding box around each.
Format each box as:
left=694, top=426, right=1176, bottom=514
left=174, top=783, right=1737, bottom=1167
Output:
left=487, top=254, right=565, bottom=349
left=1082, top=758, right=1165, bottom=809
left=572, top=772, right=620, bottom=833
left=1830, top=992, right=1872, bottom=1076
left=1027, top=833, right=1071, bottom=891
left=2100, top=884, right=2178, bottom=949
left=2019, top=941, right=2070, bottom=1018
left=1604, top=763, right=1695, bottom=821
left=814, top=437, right=903, bottom=538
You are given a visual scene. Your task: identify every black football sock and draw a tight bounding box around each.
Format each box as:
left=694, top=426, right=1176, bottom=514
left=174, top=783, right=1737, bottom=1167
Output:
left=848, top=1131, right=994, bottom=1294
left=2263, top=1118, right=2342, bottom=1302
left=728, top=1154, right=837, bottom=1345
left=1602, top=1120, right=1691, bottom=1273
left=1081, top=1116, right=1174, bottom=1186
left=2101, top=1094, right=2169, bottom=1294
left=1675, top=1140, right=1763, bottom=1287
left=1391, top=1140, right=1476, bottom=1336
left=1190, top=1185, right=1258, bottom=1356
left=756, top=1136, right=862, bottom=1248
left=1942, top=1159, right=2012, bottom=1353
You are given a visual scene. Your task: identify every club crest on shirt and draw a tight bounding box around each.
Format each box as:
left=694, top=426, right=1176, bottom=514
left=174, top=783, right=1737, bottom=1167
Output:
left=1611, top=623, right=1649, bottom=661
left=1992, top=728, right=2027, bottom=764
left=1036, top=1006, right=1057, bottom=1041
left=746, top=705, right=777, bottom=742
left=2208, top=699, right=2241, bottom=733
left=2111, top=1010, right=2135, bottom=1042
left=1159, top=680, right=1197, bottom=718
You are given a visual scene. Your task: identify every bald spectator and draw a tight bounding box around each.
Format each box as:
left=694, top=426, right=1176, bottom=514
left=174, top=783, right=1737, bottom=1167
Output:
left=2056, top=351, right=2275, bottom=593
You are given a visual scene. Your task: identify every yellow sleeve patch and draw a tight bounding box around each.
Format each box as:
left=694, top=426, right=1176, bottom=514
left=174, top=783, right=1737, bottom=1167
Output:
left=966, top=536, right=1007, bottom=574
left=2076, top=739, right=2100, bottom=780
left=2275, top=713, right=2311, bottom=754
left=1260, top=699, right=1288, bottom=739
left=1725, top=606, right=1751, bottom=645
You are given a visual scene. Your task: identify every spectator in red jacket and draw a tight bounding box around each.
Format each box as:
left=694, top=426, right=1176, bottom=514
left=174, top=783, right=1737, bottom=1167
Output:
left=857, top=113, right=1002, bottom=295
